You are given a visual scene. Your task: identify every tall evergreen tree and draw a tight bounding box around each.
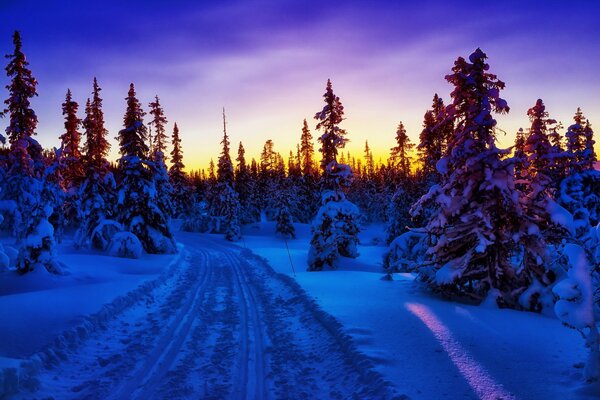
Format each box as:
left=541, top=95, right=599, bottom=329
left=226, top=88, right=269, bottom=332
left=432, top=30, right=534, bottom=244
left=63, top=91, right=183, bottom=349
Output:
left=76, top=79, right=116, bottom=249
left=2, top=31, right=62, bottom=273
left=389, top=122, right=414, bottom=180
left=566, top=108, right=596, bottom=173
left=314, top=79, right=348, bottom=185
left=211, top=109, right=240, bottom=241
left=309, top=79, right=360, bottom=271
left=148, top=95, right=174, bottom=217
left=300, top=118, right=315, bottom=176
left=413, top=49, right=524, bottom=305
left=60, top=89, right=84, bottom=190
left=116, top=83, right=175, bottom=254
left=168, top=122, right=192, bottom=216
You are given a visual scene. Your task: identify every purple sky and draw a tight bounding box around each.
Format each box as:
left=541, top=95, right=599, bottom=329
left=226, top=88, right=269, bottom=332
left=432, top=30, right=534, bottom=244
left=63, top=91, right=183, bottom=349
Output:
left=1, top=0, right=599, bottom=169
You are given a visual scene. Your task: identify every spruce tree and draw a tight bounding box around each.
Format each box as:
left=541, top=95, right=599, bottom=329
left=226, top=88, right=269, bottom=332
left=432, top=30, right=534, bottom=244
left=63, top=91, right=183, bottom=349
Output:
left=389, top=121, right=414, bottom=180
left=413, top=49, right=523, bottom=305
left=212, top=109, right=240, bottom=240
left=76, top=79, right=116, bottom=249
left=308, top=79, right=360, bottom=271
left=116, top=83, right=175, bottom=253
left=566, top=108, right=596, bottom=173
left=314, top=79, right=348, bottom=183
left=59, top=89, right=84, bottom=227
left=168, top=122, right=192, bottom=216
left=235, top=141, right=255, bottom=223
left=300, top=118, right=315, bottom=176
left=2, top=31, right=62, bottom=273
left=148, top=95, right=174, bottom=217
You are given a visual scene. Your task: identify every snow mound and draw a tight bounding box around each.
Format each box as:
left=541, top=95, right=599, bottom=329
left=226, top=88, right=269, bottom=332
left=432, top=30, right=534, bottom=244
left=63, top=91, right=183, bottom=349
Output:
left=108, top=232, right=143, bottom=259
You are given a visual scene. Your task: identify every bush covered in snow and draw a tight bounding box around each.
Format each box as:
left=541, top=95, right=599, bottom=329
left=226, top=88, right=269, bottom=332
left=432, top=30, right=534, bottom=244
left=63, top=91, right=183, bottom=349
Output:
left=90, top=220, right=123, bottom=251
left=308, top=190, right=360, bottom=271
left=553, top=244, right=600, bottom=382
left=108, top=231, right=143, bottom=259
left=383, top=231, right=426, bottom=273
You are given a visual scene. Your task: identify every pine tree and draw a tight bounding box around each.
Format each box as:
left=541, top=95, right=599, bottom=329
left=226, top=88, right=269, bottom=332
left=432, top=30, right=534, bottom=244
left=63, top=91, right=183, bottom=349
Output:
left=235, top=141, right=255, bottom=223
left=2, top=31, right=62, bottom=273
left=309, top=79, right=360, bottom=271
left=148, top=95, right=174, bottom=217
left=76, top=79, right=116, bottom=249
left=59, top=89, right=84, bottom=228
left=314, top=79, right=348, bottom=185
left=413, top=48, right=523, bottom=305
left=3, top=31, right=43, bottom=175
left=513, top=128, right=527, bottom=187
left=148, top=95, right=168, bottom=157
left=300, top=118, right=315, bottom=176
left=518, top=99, right=567, bottom=310
left=116, top=83, right=175, bottom=254
left=566, top=108, right=596, bottom=173
left=389, top=122, right=414, bottom=180
left=275, top=184, right=296, bottom=239
left=59, top=89, right=84, bottom=190
left=417, top=94, right=453, bottom=181
left=168, top=122, right=192, bottom=217
left=211, top=109, right=240, bottom=241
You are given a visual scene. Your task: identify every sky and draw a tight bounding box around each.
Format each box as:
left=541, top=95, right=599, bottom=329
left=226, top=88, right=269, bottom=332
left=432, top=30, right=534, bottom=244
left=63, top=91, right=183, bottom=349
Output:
left=0, top=0, right=599, bottom=170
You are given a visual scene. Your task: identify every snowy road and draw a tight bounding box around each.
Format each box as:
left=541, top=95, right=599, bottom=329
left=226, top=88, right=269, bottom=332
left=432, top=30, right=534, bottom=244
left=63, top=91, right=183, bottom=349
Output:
left=23, top=235, right=394, bottom=400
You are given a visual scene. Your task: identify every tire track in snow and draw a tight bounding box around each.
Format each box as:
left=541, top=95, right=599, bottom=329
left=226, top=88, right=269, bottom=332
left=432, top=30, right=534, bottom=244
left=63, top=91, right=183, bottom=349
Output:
left=17, top=236, right=397, bottom=400
left=223, top=250, right=269, bottom=400
left=118, top=249, right=213, bottom=400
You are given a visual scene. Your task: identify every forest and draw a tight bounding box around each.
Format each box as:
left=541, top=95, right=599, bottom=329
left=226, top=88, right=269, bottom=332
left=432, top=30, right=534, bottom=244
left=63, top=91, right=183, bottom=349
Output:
left=1, top=28, right=599, bottom=396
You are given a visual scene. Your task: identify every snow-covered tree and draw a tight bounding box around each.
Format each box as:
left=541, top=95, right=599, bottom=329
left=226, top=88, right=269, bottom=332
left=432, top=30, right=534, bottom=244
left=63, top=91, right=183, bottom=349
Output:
left=116, top=83, right=176, bottom=254
left=1, top=31, right=62, bottom=274
left=417, top=94, right=452, bottom=181
left=59, top=89, right=84, bottom=228
left=566, top=108, right=596, bottom=174
left=309, top=79, right=360, bottom=271
left=308, top=187, right=360, bottom=271
left=209, top=109, right=241, bottom=241
left=314, top=79, right=348, bottom=184
left=412, top=49, right=524, bottom=305
left=148, top=96, right=174, bottom=217
left=553, top=243, right=600, bottom=382
left=275, top=185, right=296, bottom=239
left=168, top=122, right=192, bottom=217
left=3, top=31, right=43, bottom=176
left=235, top=141, right=256, bottom=223
left=76, top=79, right=116, bottom=249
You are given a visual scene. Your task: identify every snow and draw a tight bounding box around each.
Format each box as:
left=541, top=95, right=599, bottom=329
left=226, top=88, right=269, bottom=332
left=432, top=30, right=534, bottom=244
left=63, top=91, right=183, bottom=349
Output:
left=242, top=221, right=594, bottom=399
left=0, top=238, right=181, bottom=396
left=1, top=222, right=597, bottom=399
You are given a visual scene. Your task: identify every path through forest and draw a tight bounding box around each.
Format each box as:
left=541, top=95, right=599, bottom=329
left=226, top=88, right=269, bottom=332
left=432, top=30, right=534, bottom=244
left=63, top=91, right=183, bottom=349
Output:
left=22, top=235, right=394, bottom=400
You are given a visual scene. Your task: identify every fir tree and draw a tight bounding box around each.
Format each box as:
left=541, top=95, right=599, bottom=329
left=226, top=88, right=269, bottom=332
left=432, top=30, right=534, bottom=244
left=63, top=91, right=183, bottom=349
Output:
left=168, top=122, right=192, bottom=216
left=76, top=79, right=116, bottom=249
left=2, top=31, right=62, bottom=273
left=566, top=108, right=596, bottom=173
left=148, top=95, right=174, bottom=217
left=59, top=89, right=84, bottom=227
left=59, top=89, right=84, bottom=190
left=314, top=79, right=348, bottom=185
left=211, top=109, right=240, bottom=241
left=275, top=184, right=296, bottom=239
left=3, top=31, right=43, bottom=175
left=389, top=122, right=414, bottom=180
left=413, top=49, right=523, bottom=305
left=300, top=118, right=315, bottom=176
left=148, top=95, right=168, bottom=157
left=309, top=80, right=360, bottom=271
left=116, top=83, right=175, bottom=254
